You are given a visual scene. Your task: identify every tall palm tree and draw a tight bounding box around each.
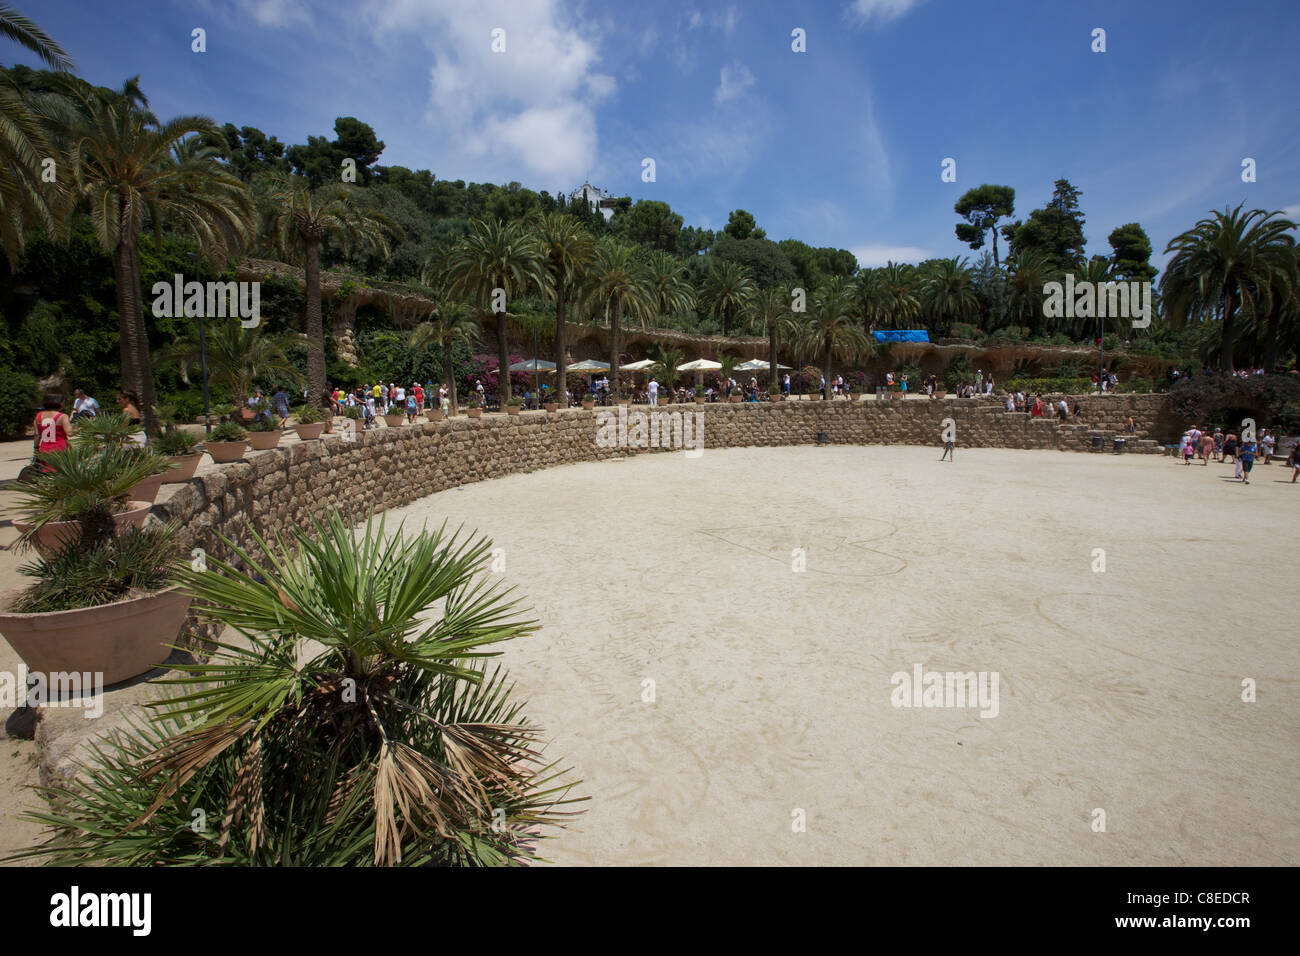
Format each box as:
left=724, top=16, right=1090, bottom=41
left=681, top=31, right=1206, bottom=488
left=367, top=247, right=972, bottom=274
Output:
left=0, top=5, right=73, bottom=266
left=918, top=257, right=977, bottom=337
left=410, top=301, right=480, bottom=415
left=62, top=78, right=251, bottom=436
left=443, top=219, right=545, bottom=402
left=1007, top=250, right=1052, bottom=334
left=701, top=259, right=755, bottom=337
left=642, top=249, right=696, bottom=330
left=751, top=286, right=792, bottom=386
left=876, top=261, right=921, bottom=329
left=1241, top=242, right=1300, bottom=373
left=159, top=320, right=303, bottom=407
left=853, top=268, right=889, bottom=331
left=530, top=211, right=593, bottom=404
left=794, top=276, right=869, bottom=400
left=584, top=239, right=653, bottom=398
left=263, top=175, right=398, bottom=406
left=1161, top=205, right=1297, bottom=372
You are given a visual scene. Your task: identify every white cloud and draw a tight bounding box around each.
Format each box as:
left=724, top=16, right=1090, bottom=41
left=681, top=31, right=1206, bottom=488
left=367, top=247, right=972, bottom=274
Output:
left=1282, top=204, right=1300, bottom=222
left=844, top=0, right=925, bottom=27
left=715, top=60, right=756, bottom=105
left=232, top=0, right=312, bottom=27
left=851, top=244, right=931, bottom=268
left=361, top=0, right=609, bottom=183
left=688, top=9, right=703, bottom=29
left=716, top=6, right=740, bottom=36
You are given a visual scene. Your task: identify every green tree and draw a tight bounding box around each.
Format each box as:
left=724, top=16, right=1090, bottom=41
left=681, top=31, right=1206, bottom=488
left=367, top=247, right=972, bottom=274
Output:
left=724, top=208, right=759, bottom=240
left=443, top=218, right=545, bottom=402
left=710, top=234, right=797, bottom=289
left=1161, top=205, right=1297, bottom=372
left=918, top=257, right=978, bottom=336
left=613, top=199, right=682, bottom=252
left=1003, top=179, right=1086, bottom=274
left=583, top=239, right=653, bottom=397
left=953, top=184, right=1015, bottom=270
left=875, top=262, right=921, bottom=329
left=529, top=211, right=594, bottom=397
left=701, top=258, right=756, bottom=337
left=1007, top=251, right=1052, bottom=334
left=160, top=320, right=303, bottom=406
left=410, top=302, right=480, bottom=414
left=750, top=285, right=793, bottom=386
left=642, top=249, right=696, bottom=329
left=62, top=78, right=252, bottom=436
left=794, top=276, right=869, bottom=400
left=1107, top=222, right=1157, bottom=282
left=263, top=175, right=398, bottom=405
left=210, top=124, right=288, bottom=182
left=286, top=117, right=385, bottom=188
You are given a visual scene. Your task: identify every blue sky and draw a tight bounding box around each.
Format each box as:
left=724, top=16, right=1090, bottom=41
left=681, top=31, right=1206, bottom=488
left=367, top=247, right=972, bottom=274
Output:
left=14, top=0, right=1300, bottom=271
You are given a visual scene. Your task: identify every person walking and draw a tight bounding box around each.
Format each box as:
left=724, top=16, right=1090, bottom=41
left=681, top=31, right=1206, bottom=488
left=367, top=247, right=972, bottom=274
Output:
left=940, top=431, right=955, bottom=461
left=272, top=386, right=290, bottom=425
left=647, top=377, right=659, bottom=407
left=782, top=373, right=791, bottom=397
left=1239, top=438, right=1257, bottom=484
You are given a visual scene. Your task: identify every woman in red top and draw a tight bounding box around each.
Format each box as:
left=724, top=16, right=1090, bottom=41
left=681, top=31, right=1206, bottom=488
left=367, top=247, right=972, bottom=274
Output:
left=34, top=393, right=73, bottom=471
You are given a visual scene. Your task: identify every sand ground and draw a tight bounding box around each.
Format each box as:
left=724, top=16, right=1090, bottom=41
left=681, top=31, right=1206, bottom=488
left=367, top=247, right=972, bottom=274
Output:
left=2, top=440, right=1296, bottom=865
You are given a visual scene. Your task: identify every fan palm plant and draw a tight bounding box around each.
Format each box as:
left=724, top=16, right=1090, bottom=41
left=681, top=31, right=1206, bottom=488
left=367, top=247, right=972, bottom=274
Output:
left=159, top=320, right=304, bottom=407
left=1161, top=205, right=1297, bottom=372
left=263, top=174, right=399, bottom=405
left=647, top=342, right=685, bottom=395
left=10, top=509, right=583, bottom=866
left=583, top=239, right=654, bottom=397
left=529, top=211, right=594, bottom=395
left=751, top=286, right=793, bottom=386
left=443, top=219, right=546, bottom=402
left=57, top=78, right=252, bottom=436
left=701, top=259, right=755, bottom=337
left=794, top=276, right=870, bottom=400
left=1007, top=250, right=1052, bottom=335
left=918, top=257, right=978, bottom=337
left=410, top=301, right=480, bottom=415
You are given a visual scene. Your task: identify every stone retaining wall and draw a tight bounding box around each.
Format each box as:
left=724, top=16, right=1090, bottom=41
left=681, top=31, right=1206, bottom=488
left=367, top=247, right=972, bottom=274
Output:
left=154, top=394, right=1174, bottom=580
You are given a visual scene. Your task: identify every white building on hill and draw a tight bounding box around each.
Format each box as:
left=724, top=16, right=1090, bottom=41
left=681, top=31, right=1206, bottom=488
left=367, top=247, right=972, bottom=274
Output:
left=569, top=182, right=625, bottom=221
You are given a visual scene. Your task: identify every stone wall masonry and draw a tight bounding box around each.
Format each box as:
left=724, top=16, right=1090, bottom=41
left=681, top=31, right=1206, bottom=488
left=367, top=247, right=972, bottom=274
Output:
left=152, top=393, right=1175, bottom=586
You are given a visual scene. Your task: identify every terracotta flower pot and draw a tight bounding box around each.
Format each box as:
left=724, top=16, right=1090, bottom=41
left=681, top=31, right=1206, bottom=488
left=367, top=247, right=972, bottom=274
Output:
left=582, top=400, right=595, bottom=410
left=505, top=405, right=522, bottom=416
left=205, top=440, right=247, bottom=463
left=12, top=500, right=153, bottom=559
left=247, top=430, right=282, bottom=450
left=544, top=402, right=558, bottom=412
left=467, top=408, right=483, bottom=419
left=424, top=408, right=445, bottom=422
left=0, top=584, right=193, bottom=687
left=162, top=452, right=202, bottom=484
left=729, top=395, right=742, bottom=404
left=130, top=472, right=165, bottom=503
left=617, top=399, right=630, bottom=406
left=292, top=422, right=326, bottom=440
left=383, top=413, right=405, bottom=428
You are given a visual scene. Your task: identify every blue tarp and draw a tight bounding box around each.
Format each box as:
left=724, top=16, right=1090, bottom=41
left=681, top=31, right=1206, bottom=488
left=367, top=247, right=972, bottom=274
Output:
left=872, top=330, right=930, bottom=343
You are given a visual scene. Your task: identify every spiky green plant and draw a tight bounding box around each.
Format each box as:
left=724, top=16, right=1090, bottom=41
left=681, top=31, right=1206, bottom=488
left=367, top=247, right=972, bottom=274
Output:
left=8, top=510, right=583, bottom=866
left=7, top=442, right=168, bottom=550
left=12, top=523, right=180, bottom=613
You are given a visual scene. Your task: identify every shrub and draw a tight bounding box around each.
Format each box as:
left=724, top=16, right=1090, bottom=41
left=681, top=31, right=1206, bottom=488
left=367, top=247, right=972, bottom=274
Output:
left=12, top=524, right=180, bottom=613
left=0, top=369, right=41, bottom=439
left=294, top=403, right=321, bottom=424
left=209, top=421, right=245, bottom=442
left=154, top=429, right=199, bottom=456
left=948, top=322, right=983, bottom=341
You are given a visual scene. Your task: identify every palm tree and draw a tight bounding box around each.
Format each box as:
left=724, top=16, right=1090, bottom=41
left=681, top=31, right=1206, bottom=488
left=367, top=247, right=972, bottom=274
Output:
left=159, top=320, right=304, bottom=407
left=794, top=276, right=869, bottom=400
left=918, top=257, right=977, bottom=337
left=410, top=301, right=480, bottom=415
left=1239, top=242, right=1299, bottom=373
left=642, top=249, right=696, bottom=330
left=751, top=286, right=792, bottom=386
left=529, top=211, right=593, bottom=403
left=701, top=259, right=756, bottom=337
left=853, top=269, right=889, bottom=332
left=14, top=510, right=583, bottom=866
left=1161, top=205, right=1298, bottom=372
left=647, top=342, right=684, bottom=398
left=876, top=261, right=921, bottom=329
left=584, top=239, right=653, bottom=398
left=0, top=4, right=73, bottom=267
left=62, top=78, right=252, bottom=436
left=443, top=219, right=545, bottom=403
left=1007, top=250, right=1052, bottom=334
left=263, top=175, right=397, bottom=406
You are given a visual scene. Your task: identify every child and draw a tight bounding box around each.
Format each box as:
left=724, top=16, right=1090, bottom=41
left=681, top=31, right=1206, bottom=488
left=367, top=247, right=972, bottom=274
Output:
left=1239, top=439, right=1257, bottom=484
left=1182, top=434, right=1194, bottom=465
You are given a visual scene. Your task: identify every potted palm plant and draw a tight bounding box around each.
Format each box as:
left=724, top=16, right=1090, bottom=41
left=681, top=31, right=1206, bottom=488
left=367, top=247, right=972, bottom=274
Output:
left=205, top=421, right=248, bottom=463
left=581, top=394, right=596, bottom=410
left=291, top=402, right=327, bottom=440
left=154, top=428, right=202, bottom=483
left=505, top=396, right=524, bottom=416
left=6, top=510, right=583, bottom=865
left=246, top=413, right=283, bottom=450
left=73, top=413, right=175, bottom=502
left=768, top=384, right=782, bottom=402
left=465, top=395, right=483, bottom=419
left=694, top=385, right=706, bottom=404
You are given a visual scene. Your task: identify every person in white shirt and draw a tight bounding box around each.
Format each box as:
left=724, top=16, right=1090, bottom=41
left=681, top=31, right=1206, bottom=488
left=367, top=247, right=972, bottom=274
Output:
left=71, top=389, right=100, bottom=419
left=647, top=378, right=659, bottom=406
left=1005, top=394, right=1015, bottom=411
left=394, top=384, right=405, bottom=405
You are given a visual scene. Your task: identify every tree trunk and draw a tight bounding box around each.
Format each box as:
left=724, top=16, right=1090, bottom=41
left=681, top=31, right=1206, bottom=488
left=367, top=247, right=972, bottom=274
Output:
left=112, top=237, right=143, bottom=410
left=445, top=353, right=458, bottom=415
left=304, top=238, right=327, bottom=406
left=991, top=226, right=1000, bottom=271
left=1220, top=287, right=1237, bottom=373
left=496, top=307, right=512, bottom=403
left=554, top=278, right=568, bottom=406
left=768, top=322, right=778, bottom=387
left=1263, top=303, right=1280, bottom=373
left=823, top=341, right=833, bottom=400
left=608, top=299, right=621, bottom=398
left=114, top=228, right=160, bottom=437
